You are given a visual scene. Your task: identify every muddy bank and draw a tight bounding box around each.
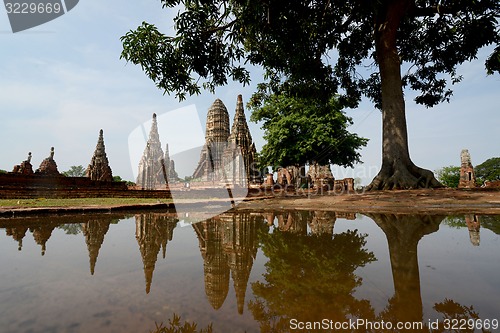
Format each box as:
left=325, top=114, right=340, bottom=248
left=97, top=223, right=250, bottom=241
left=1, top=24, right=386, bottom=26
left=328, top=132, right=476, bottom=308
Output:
left=1, top=188, right=499, bottom=217
left=235, top=188, right=500, bottom=214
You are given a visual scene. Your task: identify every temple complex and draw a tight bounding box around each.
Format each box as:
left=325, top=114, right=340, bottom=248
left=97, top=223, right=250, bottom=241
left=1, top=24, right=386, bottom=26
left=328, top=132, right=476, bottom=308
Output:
left=136, top=114, right=177, bottom=190
left=458, top=149, right=476, bottom=189
left=35, top=147, right=60, bottom=176
left=193, top=95, right=260, bottom=186
left=86, top=129, right=113, bottom=182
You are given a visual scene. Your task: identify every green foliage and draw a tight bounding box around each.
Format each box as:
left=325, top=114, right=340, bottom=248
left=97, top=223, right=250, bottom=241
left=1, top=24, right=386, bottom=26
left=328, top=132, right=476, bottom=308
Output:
left=121, top=0, right=499, bottom=107
left=475, top=157, right=500, bottom=183
left=62, top=165, right=86, bottom=177
left=121, top=0, right=499, bottom=188
left=151, top=314, right=212, bottom=333
left=57, top=224, right=83, bottom=235
left=435, top=165, right=460, bottom=188
left=113, top=175, right=136, bottom=186
left=433, top=299, right=486, bottom=333
left=0, top=169, right=7, bottom=174
left=250, top=94, right=368, bottom=168
left=113, top=175, right=123, bottom=182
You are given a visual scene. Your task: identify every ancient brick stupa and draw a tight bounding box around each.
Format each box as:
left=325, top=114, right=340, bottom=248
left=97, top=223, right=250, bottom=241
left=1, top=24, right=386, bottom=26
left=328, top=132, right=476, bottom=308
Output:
left=86, top=129, right=113, bottom=182
left=307, top=162, right=335, bottom=188
left=12, top=152, right=34, bottom=175
left=458, top=149, right=476, bottom=188
left=137, top=113, right=168, bottom=190
left=193, top=99, right=231, bottom=181
left=35, top=147, right=60, bottom=176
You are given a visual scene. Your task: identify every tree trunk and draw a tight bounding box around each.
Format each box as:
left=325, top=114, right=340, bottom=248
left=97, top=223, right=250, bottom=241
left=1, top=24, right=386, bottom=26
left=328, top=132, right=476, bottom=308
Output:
left=367, top=0, right=442, bottom=190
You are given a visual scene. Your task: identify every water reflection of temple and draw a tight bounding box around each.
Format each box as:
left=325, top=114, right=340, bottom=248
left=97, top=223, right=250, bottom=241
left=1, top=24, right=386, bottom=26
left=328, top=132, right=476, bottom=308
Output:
left=192, top=213, right=263, bottom=314
left=4, top=221, right=59, bottom=255
left=465, top=214, right=481, bottom=246
left=263, top=210, right=355, bottom=235
left=135, top=214, right=177, bottom=294
left=81, top=219, right=112, bottom=275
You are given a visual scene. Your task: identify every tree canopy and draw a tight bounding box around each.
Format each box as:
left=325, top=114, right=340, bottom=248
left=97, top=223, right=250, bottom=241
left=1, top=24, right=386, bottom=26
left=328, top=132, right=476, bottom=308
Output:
left=475, top=157, right=500, bottom=184
left=250, top=94, right=368, bottom=168
left=62, top=165, right=86, bottom=177
left=121, top=0, right=499, bottom=189
left=435, top=165, right=460, bottom=188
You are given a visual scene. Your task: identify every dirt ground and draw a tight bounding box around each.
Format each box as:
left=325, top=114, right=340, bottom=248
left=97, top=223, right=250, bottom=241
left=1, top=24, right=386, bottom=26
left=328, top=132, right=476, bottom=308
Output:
left=1, top=188, right=499, bottom=217
left=236, top=188, right=500, bottom=214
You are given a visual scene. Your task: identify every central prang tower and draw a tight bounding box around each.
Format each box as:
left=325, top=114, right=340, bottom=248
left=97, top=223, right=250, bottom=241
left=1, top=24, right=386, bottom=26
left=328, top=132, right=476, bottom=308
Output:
left=192, top=99, right=230, bottom=180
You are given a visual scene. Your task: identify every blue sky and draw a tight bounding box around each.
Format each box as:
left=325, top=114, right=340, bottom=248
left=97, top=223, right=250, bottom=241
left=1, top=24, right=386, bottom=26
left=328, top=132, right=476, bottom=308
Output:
left=1, top=1, right=499, bottom=184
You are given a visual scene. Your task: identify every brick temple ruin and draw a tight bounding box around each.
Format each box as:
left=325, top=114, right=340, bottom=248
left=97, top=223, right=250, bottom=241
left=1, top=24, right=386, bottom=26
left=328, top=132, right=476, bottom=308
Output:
left=192, top=95, right=259, bottom=186
left=458, top=149, right=476, bottom=189
left=1, top=94, right=358, bottom=198
left=136, top=113, right=178, bottom=190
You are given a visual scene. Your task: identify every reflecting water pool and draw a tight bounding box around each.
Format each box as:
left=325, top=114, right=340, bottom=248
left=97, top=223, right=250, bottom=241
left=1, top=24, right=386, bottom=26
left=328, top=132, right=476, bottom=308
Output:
left=1, top=211, right=499, bottom=333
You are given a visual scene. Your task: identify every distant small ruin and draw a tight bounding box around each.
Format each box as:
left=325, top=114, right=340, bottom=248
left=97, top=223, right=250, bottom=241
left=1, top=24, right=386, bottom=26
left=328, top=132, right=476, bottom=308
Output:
left=307, top=162, right=335, bottom=189
left=35, top=147, right=60, bottom=176
left=458, top=149, right=476, bottom=189
left=12, top=152, right=34, bottom=175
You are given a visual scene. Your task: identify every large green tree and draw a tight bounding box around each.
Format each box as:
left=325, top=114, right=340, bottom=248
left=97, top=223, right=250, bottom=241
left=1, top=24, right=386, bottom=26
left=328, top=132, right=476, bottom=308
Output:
left=121, top=0, right=499, bottom=189
left=250, top=94, right=368, bottom=168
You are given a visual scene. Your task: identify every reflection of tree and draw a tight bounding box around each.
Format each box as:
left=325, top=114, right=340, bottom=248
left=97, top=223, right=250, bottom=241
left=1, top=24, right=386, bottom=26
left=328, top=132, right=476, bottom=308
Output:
left=476, top=215, right=500, bottom=235
left=57, top=223, right=82, bottom=235
left=433, top=299, right=491, bottom=333
left=249, top=227, right=376, bottom=333
left=151, top=313, right=213, bottom=333
left=367, top=214, right=443, bottom=331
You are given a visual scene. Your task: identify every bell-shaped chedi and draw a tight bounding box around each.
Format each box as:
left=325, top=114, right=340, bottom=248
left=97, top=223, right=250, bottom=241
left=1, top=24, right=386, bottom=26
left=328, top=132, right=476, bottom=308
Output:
left=35, top=147, right=60, bottom=175
left=86, top=129, right=113, bottom=182
left=137, top=114, right=168, bottom=189
left=12, top=152, right=34, bottom=175
left=193, top=99, right=230, bottom=181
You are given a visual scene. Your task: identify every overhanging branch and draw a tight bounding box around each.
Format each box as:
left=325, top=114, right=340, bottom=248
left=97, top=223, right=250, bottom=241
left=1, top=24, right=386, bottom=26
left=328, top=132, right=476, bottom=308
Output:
left=411, top=5, right=459, bottom=17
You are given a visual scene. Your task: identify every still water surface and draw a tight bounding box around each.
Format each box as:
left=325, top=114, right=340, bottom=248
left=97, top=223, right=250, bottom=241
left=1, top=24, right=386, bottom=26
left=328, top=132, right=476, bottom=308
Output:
left=0, top=211, right=499, bottom=333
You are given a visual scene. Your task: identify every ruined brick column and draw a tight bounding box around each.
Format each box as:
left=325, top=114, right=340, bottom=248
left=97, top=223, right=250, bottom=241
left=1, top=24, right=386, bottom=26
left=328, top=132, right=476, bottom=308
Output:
left=458, top=149, right=476, bottom=189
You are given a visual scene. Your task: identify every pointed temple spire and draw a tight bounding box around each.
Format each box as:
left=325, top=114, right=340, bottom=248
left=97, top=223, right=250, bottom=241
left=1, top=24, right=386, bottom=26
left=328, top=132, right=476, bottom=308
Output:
left=222, top=95, right=259, bottom=185
left=86, top=129, right=113, bottom=182
left=137, top=113, right=168, bottom=189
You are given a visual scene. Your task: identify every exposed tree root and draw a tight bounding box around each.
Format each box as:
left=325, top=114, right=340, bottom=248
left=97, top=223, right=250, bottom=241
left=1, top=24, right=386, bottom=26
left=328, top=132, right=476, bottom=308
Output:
left=366, top=162, right=443, bottom=191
